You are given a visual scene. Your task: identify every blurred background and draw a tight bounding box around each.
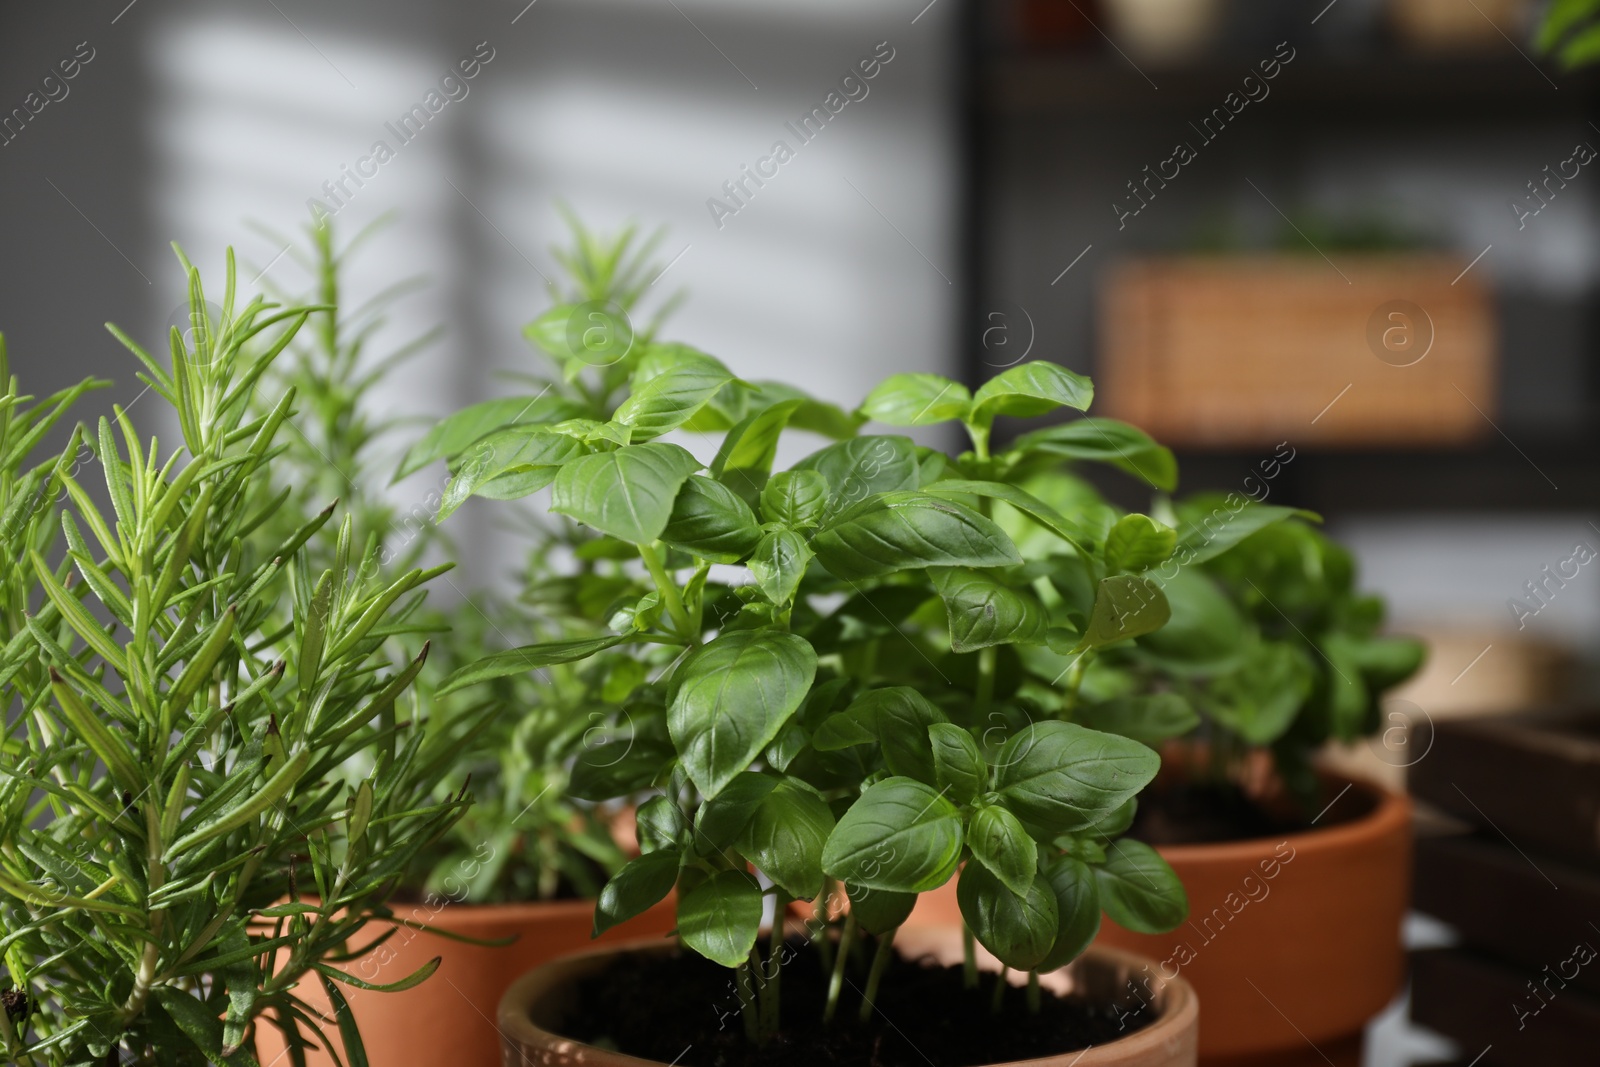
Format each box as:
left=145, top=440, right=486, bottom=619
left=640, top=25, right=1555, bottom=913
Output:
left=3, top=1, right=1596, bottom=1063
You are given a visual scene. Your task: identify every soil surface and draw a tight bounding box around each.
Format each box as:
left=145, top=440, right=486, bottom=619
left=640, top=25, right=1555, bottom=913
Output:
left=556, top=937, right=1152, bottom=1067
left=1130, top=779, right=1374, bottom=846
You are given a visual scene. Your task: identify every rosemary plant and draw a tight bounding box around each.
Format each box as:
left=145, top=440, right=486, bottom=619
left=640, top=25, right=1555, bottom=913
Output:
left=0, top=250, right=484, bottom=1066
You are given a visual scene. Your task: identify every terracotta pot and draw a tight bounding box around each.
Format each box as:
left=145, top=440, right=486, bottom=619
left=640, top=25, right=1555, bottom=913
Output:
left=906, top=775, right=1409, bottom=1066
left=259, top=896, right=674, bottom=1067
left=498, top=929, right=1199, bottom=1066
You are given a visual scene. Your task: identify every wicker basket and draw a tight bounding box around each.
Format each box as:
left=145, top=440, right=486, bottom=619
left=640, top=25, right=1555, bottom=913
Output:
left=1099, top=254, right=1496, bottom=448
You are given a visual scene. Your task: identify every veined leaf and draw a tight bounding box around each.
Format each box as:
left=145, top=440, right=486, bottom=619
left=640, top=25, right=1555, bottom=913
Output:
left=968, top=361, right=1093, bottom=429
left=994, top=721, right=1158, bottom=834
left=551, top=442, right=702, bottom=543
left=930, top=567, right=1049, bottom=652
left=821, top=777, right=963, bottom=893
left=859, top=373, right=972, bottom=426
left=812, top=492, right=1020, bottom=580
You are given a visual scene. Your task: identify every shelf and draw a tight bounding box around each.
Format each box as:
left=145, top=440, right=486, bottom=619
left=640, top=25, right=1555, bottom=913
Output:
left=986, top=52, right=1597, bottom=118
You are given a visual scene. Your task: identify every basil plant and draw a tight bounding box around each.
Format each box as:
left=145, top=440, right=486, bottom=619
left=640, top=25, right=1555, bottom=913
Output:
left=0, top=251, right=485, bottom=1066
left=433, top=309, right=1190, bottom=1038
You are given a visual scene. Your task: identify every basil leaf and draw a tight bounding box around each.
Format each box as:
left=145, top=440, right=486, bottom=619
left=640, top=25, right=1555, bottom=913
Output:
left=859, top=373, right=972, bottom=426
left=821, top=777, right=964, bottom=893
left=968, top=361, right=1093, bottom=430
left=1096, top=840, right=1187, bottom=934
left=395, top=394, right=574, bottom=479
left=928, top=723, right=986, bottom=806
left=813, top=492, right=1021, bottom=580
left=593, top=850, right=680, bottom=936
left=694, top=772, right=778, bottom=854
left=793, top=436, right=920, bottom=521
left=845, top=687, right=947, bottom=784
left=569, top=734, right=671, bottom=802
left=847, top=884, right=917, bottom=934
left=995, top=721, right=1159, bottom=833
left=713, top=400, right=803, bottom=506
left=748, top=528, right=814, bottom=606
left=1103, top=514, right=1177, bottom=573
left=1206, top=643, right=1315, bottom=745
left=667, top=631, right=817, bottom=798
left=737, top=778, right=835, bottom=900
left=1077, top=575, right=1171, bottom=650
left=615, top=352, right=737, bottom=439
left=1134, top=569, right=1247, bottom=672
left=930, top=567, right=1050, bottom=653
left=1036, top=856, right=1101, bottom=972
left=1075, top=692, right=1200, bottom=747
left=1012, top=418, right=1177, bottom=492
left=437, top=428, right=583, bottom=519
left=660, top=476, right=762, bottom=563
left=678, top=869, right=764, bottom=967
left=1176, top=503, right=1320, bottom=566
left=760, top=469, right=829, bottom=529
left=957, top=861, right=1059, bottom=972
left=636, top=797, right=689, bottom=855
left=551, top=442, right=703, bottom=543
left=969, top=802, right=1038, bottom=897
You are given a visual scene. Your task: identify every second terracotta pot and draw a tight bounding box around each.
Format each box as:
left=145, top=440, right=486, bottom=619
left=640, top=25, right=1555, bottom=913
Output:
left=499, top=929, right=1199, bottom=1066
left=908, top=775, right=1411, bottom=1066
left=261, top=896, right=674, bottom=1067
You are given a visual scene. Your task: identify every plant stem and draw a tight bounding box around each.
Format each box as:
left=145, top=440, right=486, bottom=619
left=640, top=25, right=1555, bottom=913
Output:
left=962, top=923, right=978, bottom=989
left=736, top=958, right=760, bottom=1043
left=639, top=541, right=693, bottom=639
left=991, top=966, right=1009, bottom=1014
left=812, top=879, right=836, bottom=973
left=823, top=912, right=856, bottom=1024
left=1027, top=970, right=1041, bottom=1014
left=974, top=646, right=996, bottom=720
left=858, top=927, right=898, bottom=1023
left=763, top=890, right=788, bottom=1039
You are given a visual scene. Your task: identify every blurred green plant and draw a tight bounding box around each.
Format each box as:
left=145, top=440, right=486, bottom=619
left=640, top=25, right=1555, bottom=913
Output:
left=1536, top=0, right=1600, bottom=69
left=0, top=250, right=483, bottom=1065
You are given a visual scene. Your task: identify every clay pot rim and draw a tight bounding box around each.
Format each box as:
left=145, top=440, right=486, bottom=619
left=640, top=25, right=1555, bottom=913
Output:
left=498, top=936, right=1197, bottom=1067
left=1148, top=772, right=1410, bottom=867
left=377, top=894, right=599, bottom=931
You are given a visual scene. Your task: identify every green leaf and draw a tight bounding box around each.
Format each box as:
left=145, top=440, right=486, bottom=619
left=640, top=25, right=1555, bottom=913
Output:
left=1096, top=840, right=1187, bottom=934
left=928, top=723, right=986, bottom=806
left=594, top=850, right=680, bottom=936
left=844, top=687, right=947, bottom=784
left=1176, top=503, right=1319, bottom=567
left=847, top=885, right=917, bottom=934
left=747, top=381, right=865, bottom=439
left=922, top=480, right=1094, bottom=556
left=957, top=861, right=1059, bottom=972
left=1036, top=857, right=1101, bottom=972
left=551, top=442, right=703, bottom=543
left=859, top=373, right=972, bottom=426
left=153, top=986, right=263, bottom=1067
left=395, top=394, right=570, bottom=479
left=667, top=631, right=817, bottom=798
left=694, top=771, right=777, bottom=854
left=760, top=469, right=829, bottom=529
left=678, top=869, right=764, bottom=968
left=1078, top=576, right=1171, bottom=650
left=930, top=567, right=1049, bottom=653
left=1104, top=515, right=1177, bottom=573
left=713, top=399, right=802, bottom=506
left=793, top=436, right=920, bottom=521
left=316, top=956, right=441, bottom=993
left=969, top=802, right=1038, bottom=897
left=660, top=476, right=762, bottom=563
left=738, top=778, right=835, bottom=900
left=995, top=721, right=1159, bottom=834
left=1134, top=569, right=1248, bottom=672
left=437, top=635, right=627, bottom=695
left=1075, top=693, right=1200, bottom=747
left=437, top=428, right=582, bottom=518
left=636, top=796, right=690, bottom=855
left=821, top=777, right=963, bottom=893
left=968, top=361, right=1093, bottom=429
left=614, top=353, right=737, bottom=439
left=1012, top=418, right=1177, bottom=492
left=1207, top=643, right=1315, bottom=745
left=569, top=734, right=671, bottom=801
left=812, top=492, right=1021, bottom=581
left=748, top=528, right=813, bottom=606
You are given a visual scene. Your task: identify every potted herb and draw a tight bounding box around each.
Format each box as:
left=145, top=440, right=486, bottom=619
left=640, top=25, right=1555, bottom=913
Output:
left=246, top=217, right=677, bottom=1067
left=0, top=251, right=480, bottom=1066
left=435, top=333, right=1202, bottom=1064
left=923, top=452, right=1423, bottom=1065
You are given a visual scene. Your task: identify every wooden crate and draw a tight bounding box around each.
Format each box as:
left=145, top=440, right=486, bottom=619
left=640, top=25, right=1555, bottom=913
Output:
left=1099, top=255, right=1496, bottom=447
left=1413, top=832, right=1600, bottom=997
left=1408, top=710, right=1600, bottom=870
left=1411, top=948, right=1600, bottom=1065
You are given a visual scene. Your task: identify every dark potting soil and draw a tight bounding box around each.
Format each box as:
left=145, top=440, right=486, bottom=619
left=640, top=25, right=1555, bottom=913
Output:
left=1130, top=779, right=1375, bottom=846
left=556, top=937, right=1151, bottom=1067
